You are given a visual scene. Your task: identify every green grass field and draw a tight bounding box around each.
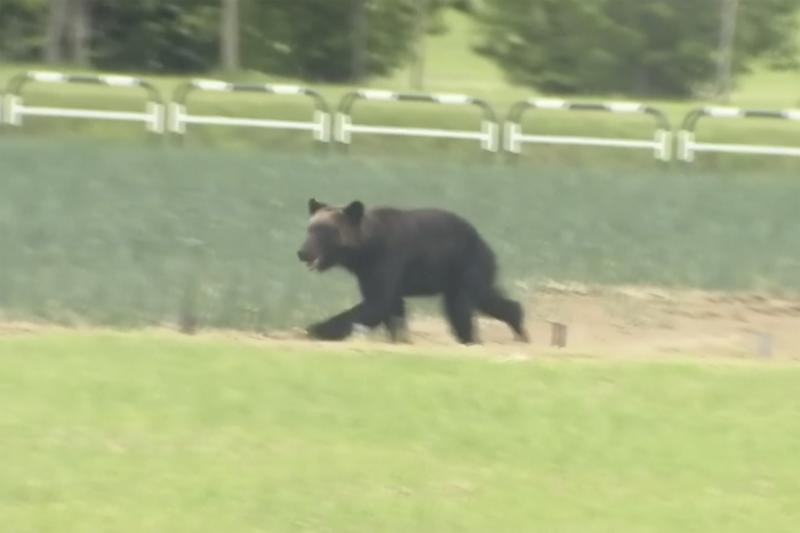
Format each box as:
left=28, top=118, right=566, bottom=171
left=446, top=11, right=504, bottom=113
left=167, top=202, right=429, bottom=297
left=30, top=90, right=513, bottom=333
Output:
left=1, top=332, right=799, bottom=533
left=1, top=138, right=799, bottom=330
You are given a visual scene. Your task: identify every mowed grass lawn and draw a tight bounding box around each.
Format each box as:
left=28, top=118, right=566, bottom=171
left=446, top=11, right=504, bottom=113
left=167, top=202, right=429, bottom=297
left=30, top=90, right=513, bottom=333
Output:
left=1, top=333, right=799, bottom=533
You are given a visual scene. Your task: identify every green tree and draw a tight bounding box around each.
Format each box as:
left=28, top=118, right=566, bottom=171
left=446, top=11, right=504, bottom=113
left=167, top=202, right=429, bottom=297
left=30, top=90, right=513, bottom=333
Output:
left=219, top=0, right=240, bottom=72
left=241, top=0, right=418, bottom=82
left=0, top=0, right=48, bottom=61
left=91, top=0, right=218, bottom=73
left=1, top=0, right=424, bottom=80
left=43, top=0, right=91, bottom=65
left=738, top=0, right=800, bottom=68
left=476, top=0, right=799, bottom=97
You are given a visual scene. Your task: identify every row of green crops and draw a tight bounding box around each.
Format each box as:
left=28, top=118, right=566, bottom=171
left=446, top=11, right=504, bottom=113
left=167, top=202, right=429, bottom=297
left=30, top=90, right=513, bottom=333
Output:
left=1, top=138, right=798, bottom=330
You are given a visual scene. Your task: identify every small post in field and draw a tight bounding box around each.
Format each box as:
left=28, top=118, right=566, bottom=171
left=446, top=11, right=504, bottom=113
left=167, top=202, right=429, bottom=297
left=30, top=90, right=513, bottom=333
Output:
left=755, top=332, right=774, bottom=359
left=550, top=322, right=568, bottom=348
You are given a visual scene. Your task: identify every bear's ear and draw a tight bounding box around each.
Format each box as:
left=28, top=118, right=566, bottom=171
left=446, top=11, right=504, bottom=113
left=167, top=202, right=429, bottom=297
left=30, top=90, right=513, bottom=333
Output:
left=343, top=200, right=364, bottom=223
left=308, top=198, right=326, bottom=215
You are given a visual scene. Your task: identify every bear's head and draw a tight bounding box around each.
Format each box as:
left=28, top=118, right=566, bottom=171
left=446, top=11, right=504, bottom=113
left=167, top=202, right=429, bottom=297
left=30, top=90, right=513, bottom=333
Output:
left=297, top=198, right=364, bottom=272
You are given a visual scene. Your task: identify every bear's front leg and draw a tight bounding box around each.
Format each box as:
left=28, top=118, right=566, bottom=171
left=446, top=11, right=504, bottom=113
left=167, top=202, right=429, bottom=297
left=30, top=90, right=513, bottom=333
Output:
left=384, top=298, right=410, bottom=343
left=306, top=304, right=361, bottom=341
left=307, top=318, right=353, bottom=340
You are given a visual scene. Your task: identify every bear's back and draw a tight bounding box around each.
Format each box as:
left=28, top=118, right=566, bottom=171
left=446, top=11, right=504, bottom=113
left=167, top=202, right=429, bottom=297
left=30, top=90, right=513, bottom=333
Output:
left=365, top=207, right=480, bottom=246
left=360, top=207, right=494, bottom=295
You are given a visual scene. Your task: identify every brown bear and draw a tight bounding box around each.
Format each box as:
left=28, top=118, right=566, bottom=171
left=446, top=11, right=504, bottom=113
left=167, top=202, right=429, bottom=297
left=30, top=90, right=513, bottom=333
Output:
left=297, top=198, right=529, bottom=345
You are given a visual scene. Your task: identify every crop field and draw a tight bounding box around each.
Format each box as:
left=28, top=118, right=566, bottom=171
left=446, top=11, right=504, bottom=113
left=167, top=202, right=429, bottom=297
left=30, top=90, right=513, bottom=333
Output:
left=1, top=136, right=799, bottom=359
left=1, top=138, right=799, bottom=337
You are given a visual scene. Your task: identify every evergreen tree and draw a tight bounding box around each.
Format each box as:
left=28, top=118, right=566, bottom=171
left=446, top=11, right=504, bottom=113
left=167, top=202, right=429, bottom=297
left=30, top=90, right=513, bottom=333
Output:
left=476, top=0, right=799, bottom=96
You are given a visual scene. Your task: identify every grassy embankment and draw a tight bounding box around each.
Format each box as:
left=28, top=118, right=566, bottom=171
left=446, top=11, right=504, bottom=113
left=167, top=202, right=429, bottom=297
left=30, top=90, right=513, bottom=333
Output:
left=1, top=332, right=799, bottom=533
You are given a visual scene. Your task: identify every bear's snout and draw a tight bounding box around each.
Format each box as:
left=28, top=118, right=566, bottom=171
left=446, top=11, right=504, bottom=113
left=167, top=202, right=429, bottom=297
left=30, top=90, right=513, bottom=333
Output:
left=298, top=249, right=322, bottom=271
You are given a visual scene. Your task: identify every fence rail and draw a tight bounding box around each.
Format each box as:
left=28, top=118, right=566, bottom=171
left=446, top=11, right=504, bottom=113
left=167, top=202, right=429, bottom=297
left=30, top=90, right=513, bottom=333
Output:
left=678, top=106, right=800, bottom=161
left=3, top=70, right=799, bottom=164
left=505, top=99, right=672, bottom=161
left=336, top=89, right=499, bottom=152
left=3, top=70, right=164, bottom=133
left=169, top=79, right=331, bottom=143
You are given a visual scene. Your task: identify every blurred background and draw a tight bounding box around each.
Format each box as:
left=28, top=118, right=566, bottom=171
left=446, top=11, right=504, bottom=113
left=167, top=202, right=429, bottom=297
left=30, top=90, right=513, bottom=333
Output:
left=1, top=0, right=798, bottom=97
left=0, top=1, right=799, bottom=333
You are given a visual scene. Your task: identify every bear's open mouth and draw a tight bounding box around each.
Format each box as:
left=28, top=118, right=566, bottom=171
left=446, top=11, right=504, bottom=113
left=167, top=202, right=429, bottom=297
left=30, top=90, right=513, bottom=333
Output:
left=307, top=258, right=321, bottom=271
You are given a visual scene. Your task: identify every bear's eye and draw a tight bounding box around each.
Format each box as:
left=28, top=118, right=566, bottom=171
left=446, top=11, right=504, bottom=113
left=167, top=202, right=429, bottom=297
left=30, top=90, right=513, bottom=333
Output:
left=310, top=224, right=338, bottom=241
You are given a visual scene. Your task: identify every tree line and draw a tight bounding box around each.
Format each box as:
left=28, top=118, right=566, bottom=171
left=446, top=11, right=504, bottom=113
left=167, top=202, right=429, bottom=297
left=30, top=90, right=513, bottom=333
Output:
left=0, top=0, right=797, bottom=97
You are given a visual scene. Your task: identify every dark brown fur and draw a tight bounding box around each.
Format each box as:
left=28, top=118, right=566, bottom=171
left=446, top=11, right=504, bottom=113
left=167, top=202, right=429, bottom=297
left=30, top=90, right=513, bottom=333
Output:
left=297, top=198, right=529, bottom=344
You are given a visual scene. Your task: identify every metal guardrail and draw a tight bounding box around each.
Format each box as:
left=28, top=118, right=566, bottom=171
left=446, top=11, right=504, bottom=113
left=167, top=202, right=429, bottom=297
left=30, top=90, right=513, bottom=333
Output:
left=3, top=70, right=800, bottom=166
left=336, top=89, right=499, bottom=152
left=3, top=70, right=164, bottom=133
left=678, top=106, right=800, bottom=161
left=505, top=99, right=672, bottom=161
left=170, top=79, right=331, bottom=143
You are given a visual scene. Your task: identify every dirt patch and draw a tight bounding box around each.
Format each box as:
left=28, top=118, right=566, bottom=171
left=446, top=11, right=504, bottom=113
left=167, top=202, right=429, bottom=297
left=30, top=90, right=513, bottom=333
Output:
left=231, top=283, right=800, bottom=359
left=1, top=283, right=799, bottom=361
left=270, top=283, right=800, bottom=361
left=412, top=282, right=800, bottom=360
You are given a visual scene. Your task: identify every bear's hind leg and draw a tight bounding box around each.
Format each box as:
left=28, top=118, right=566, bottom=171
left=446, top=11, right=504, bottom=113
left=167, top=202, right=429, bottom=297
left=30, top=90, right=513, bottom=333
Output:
left=443, top=289, right=477, bottom=344
left=475, top=288, right=529, bottom=342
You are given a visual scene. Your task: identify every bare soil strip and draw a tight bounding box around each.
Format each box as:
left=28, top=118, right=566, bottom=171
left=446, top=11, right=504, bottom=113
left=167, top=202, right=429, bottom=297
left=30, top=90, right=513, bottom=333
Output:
left=2, top=283, right=798, bottom=361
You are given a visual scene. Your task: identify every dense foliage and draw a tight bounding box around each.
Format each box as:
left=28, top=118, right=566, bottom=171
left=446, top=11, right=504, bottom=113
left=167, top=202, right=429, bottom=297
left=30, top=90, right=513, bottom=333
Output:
left=91, top=0, right=218, bottom=73
left=0, top=0, right=797, bottom=91
left=0, top=0, right=46, bottom=61
left=476, top=0, right=800, bottom=96
left=240, top=0, right=418, bottom=81
left=0, top=0, right=425, bottom=80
